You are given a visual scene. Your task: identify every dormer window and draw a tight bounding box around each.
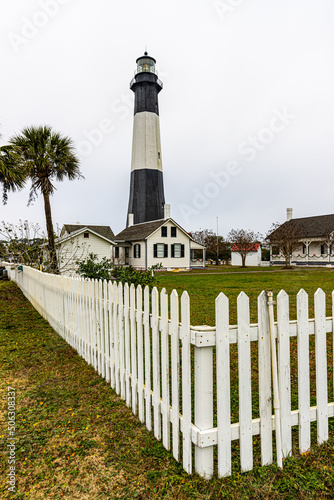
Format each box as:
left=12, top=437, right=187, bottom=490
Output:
left=171, top=227, right=177, bottom=237
left=161, top=226, right=167, bottom=237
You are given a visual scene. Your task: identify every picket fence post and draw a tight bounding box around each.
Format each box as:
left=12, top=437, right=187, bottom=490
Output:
left=130, top=284, right=137, bottom=414
left=137, top=285, right=145, bottom=423
left=277, top=290, right=292, bottom=458
left=216, top=292, right=231, bottom=478
left=297, top=289, right=311, bottom=453
left=237, top=292, right=253, bottom=472
left=181, top=291, right=192, bottom=474
left=143, top=285, right=152, bottom=432
left=194, top=326, right=214, bottom=478
left=257, top=291, right=273, bottom=466
left=170, top=289, right=180, bottom=462
left=124, top=283, right=131, bottom=407
left=314, top=288, right=328, bottom=444
left=152, top=287, right=161, bottom=440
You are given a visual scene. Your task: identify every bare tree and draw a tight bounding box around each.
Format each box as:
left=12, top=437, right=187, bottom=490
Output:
left=191, top=229, right=230, bottom=263
left=0, top=220, right=46, bottom=268
left=266, top=221, right=304, bottom=268
left=0, top=220, right=90, bottom=274
left=227, top=228, right=261, bottom=267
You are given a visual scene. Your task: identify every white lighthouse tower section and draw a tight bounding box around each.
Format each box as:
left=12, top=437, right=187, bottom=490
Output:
left=131, top=112, right=163, bottom=172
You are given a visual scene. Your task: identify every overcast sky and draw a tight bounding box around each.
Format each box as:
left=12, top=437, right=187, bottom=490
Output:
left=1, top=0, right=334, bottom=238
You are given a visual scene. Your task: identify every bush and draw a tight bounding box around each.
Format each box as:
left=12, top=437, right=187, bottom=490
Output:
left=76, top=253, right=112, bottom=280
left=112, top=264, right=162, bottom=289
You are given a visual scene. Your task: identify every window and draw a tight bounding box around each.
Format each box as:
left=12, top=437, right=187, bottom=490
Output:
left=115, top=247, right=119, bottom=258
left=84, top=232, right=89, bottom=238
left=171, top=244, right=185, bottom=258
left=321, top=244, right=326, bottom=255
left=161, top=226, right=167, bottom=237
left=171, top=226, right=177, bottom=237
left=154, top=243, right=168, bottom=258
left=134, top=244, right=141, bottom=258
left=302, top=244, right=307, bottom=254
left=125, top=247, right=129, bottom=258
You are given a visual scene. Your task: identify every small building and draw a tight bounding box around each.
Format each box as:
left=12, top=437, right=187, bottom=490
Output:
left=114, top=218, right=205, bottom=270
left=270, top=210, right=334, bottom=266
left=231, top=243, right=261, bottom=266
left=56, top=225, right=115, bottom=275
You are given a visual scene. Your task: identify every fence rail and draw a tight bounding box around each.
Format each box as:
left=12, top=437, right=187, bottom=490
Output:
left=6, top=265, right=334, bottom=479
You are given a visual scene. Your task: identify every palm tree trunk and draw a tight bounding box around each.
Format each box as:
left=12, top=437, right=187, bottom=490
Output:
left=42, top=191, right=58, bottom=273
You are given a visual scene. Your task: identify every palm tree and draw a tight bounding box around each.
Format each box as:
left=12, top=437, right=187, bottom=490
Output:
left=0, top=145, right=26, bottom=202
left=4, top=125, right=82, bottom=272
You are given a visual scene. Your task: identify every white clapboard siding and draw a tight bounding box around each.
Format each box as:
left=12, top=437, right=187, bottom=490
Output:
left=277, top=290, right=292, bottom=458
left=257, top=291, right=273, bottom=466
left=237, top=292, right=253, bottom=472
left=6, top=265, right=334, bottom=481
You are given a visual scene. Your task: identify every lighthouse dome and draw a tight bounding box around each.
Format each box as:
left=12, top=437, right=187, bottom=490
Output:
left=135, top=53, right=157, bottom=76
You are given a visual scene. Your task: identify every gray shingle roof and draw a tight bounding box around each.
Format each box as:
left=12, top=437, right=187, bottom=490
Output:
left=273, top=214, right=334, bottom=239
left=115, top=219, right=165, bottom=241
left=62, top=225, right=115, bottom=241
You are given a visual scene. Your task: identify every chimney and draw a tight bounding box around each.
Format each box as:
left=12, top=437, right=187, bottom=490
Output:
left=128, top=213, right=134, bottom=227
left=164, top=204, right=170, bottom=219
left=286, top=208, right=293, bottom=221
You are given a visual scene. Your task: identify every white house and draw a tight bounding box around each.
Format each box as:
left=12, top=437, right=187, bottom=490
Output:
left=56, top=225, right=115, bottom=275
left=231, top=243, right=261, bottom=266
left=270, top=210, right=334, bottom=267
left=114, top=218, right=205, bottom=270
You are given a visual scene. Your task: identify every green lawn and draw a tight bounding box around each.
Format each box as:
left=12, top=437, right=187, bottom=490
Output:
left=1, top=275, right=334, bottom=499
left=156, top=267, right=334, bottom=325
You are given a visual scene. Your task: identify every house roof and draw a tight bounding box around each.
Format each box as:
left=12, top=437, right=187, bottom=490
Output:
left=271, top=214, right=334, bottom=239
left=231, top=243, right=260, bottom=252
left=61, top=224, right=115, bottom=240
left=115, top=219, right=168, bottom=241
left=115, top=218, right=204, bottom=245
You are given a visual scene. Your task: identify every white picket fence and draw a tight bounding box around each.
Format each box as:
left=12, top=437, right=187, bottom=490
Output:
left=6, top=265, right=334, bottom=479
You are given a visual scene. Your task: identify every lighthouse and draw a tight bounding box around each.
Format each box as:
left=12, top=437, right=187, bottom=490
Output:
left=127, top=52, right=166, bottom=226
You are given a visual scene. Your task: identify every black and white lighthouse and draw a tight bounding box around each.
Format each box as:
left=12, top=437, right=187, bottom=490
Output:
left=126, top=52, right=166, bottom=226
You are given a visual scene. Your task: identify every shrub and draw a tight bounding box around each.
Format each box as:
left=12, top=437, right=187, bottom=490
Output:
left=112, top=264, right=162, bottom=289
left=76, top=253, right=112, bottom=280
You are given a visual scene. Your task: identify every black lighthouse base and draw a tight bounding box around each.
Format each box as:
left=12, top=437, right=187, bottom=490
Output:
left=127, top=169, right=165, bottom=225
